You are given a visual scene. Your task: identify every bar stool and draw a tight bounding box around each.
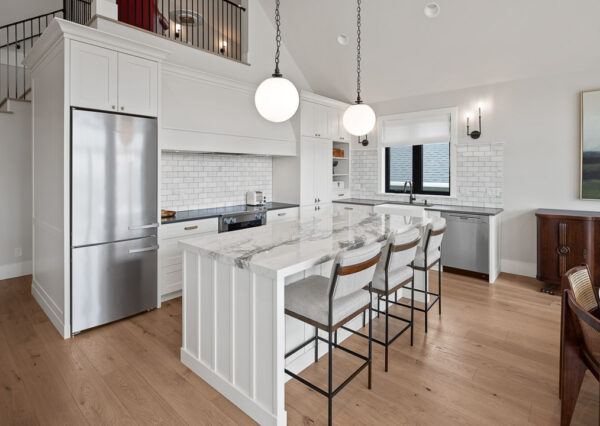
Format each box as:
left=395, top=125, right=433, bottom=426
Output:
left=399, top=218, right=446, bottom=333
left=284, top=243, right=382, bottom=426
left=347, top=227, right=421, bottom=371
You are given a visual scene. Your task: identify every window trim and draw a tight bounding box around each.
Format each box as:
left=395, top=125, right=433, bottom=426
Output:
left=378, top=107, right=458, bottom=198
left=384, top=144, right=451, bottom=196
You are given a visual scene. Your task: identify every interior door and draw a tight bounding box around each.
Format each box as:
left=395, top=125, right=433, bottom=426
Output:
left=72, top=109, right=158, bottom=246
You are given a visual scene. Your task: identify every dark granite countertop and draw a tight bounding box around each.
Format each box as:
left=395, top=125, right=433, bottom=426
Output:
left=332, top=198, right=503, bottom=216
left=161, top=202, right=299, bottom=224
left=424, top=205, right=504, bottom=216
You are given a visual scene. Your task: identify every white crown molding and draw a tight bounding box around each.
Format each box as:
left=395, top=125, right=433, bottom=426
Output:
left=162, top=62, right=256, bottom=95
left=24, top=18, right=169, bottom=70
left=300, top=90, right=350, bottom=109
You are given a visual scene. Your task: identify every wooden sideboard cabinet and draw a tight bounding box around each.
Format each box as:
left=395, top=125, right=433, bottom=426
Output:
left=536, top=209, right=600, bottom=291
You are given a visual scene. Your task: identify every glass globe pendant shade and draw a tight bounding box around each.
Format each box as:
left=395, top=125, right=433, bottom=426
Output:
left=343, top=103, right=376, bottom=136
left=254, top=76, right=299, bottom=123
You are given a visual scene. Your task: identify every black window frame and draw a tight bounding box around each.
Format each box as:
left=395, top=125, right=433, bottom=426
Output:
left=385, top=144, right=451, bottom=196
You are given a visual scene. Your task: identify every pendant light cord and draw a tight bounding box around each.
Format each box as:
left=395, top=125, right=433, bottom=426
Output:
left=355, top=0, right=362, bottom=104
left=273, top=0, right=282, bottom=77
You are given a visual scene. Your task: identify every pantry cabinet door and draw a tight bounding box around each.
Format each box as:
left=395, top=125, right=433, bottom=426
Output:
left=70, top=41, right=118, bottom=111
left=315, top=140, right=333, bottom=204
left=117, top=53, right=158, bottom=117
left=300, top=138, right=317, bottom=205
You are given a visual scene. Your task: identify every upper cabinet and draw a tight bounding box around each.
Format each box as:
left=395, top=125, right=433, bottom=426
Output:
left=117, top=54, right=158, bottom=116
left=301, top=101, right=328, bottom=138
left=70, top=42, right=118, bottom=112
left=301, top=99, right=351, bottom=142
left=70, top=40, right=158, bottom=117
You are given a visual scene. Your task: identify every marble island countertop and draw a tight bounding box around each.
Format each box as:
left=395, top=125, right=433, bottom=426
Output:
left=179, top=211, right=428, bottom=278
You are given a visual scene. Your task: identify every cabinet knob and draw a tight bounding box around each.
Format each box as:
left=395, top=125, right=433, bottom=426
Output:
left=121, top=106, right=125, bottom=111
left=111, top=105, right=116, bottom=110
left=315, top=198, right=317, bottom=203
left=317, top=198, right=320, bottom=203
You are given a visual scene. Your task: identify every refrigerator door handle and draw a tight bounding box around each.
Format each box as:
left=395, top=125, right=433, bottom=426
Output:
left=128, top=245, right=159, bottom=254
left=128, top=223, right=159, bottom=231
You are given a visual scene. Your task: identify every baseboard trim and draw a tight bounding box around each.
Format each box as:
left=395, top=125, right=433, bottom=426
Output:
left=31, top=278, right=67, bottom=338
left=161, top=289, right=182, bottom=302
left=500, top=259, right=536, bottom=278
left=0, top=260, right=32, bottom=280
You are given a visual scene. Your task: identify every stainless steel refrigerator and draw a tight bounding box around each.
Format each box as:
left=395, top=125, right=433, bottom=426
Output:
left=71, top=109, right=158, bottom=334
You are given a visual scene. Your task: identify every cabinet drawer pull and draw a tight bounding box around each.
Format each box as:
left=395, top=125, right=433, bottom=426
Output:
left=344, top=207, right=354, bottom=210
left=184, top=225, right=198, bottom=231
left=277, top=212, right=287, bottom=216
left=338, top=193, right=345, bottom=197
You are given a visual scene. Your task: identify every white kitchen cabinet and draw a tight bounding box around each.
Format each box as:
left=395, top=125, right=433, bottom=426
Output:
left=267, top=207, right=299, bottom=224
left=70, top=40, right=158, bottom=116
left=301, top=101, right=328, bottom=138
left=70, top=41, right=118, bottom=111
left=329, top=108, right=351, bottom=142
left=300, top=137, right=332, bottom=206
left=158, top=218, right=218, bottom=298
left=333, top=203, right=374, bottom=215
left=117, top=53, right=158, bottom=116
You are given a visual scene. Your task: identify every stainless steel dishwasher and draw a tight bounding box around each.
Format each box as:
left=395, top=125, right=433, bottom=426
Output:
left=441, top=213, right=489, bottom=276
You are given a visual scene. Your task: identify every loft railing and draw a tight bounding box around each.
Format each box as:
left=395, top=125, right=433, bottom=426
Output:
left=117, top=0, right=247, bottom=61
left=0, top=10, right=63, bottom=101
left=0, top=0, right=245, bottom=103
left=0, top=1, right=90, bottom=102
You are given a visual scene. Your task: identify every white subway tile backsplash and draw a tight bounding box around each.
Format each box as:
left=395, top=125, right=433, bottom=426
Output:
left=160, top=152, right=273, bottom=211
left=350, top=141, right=504, bottom=207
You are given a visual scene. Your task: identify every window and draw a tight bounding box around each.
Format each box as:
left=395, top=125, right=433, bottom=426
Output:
left=379, top=108, right=455, bottom=197
left=385, top=142, right=450, bottom=195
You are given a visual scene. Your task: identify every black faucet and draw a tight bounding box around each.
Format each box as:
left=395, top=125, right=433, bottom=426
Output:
left=403, top=180, right=417, bottom=204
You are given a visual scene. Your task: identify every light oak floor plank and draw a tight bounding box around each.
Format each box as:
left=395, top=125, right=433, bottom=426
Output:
left=0, top=273, right=597, bottom=425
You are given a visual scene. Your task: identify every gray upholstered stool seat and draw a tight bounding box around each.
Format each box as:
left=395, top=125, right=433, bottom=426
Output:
left=285, top=276, right=370, bottom=329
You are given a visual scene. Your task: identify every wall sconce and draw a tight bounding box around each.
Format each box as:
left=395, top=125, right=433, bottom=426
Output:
left=219, top=41, right=228, bottom=54
left=175, top=23, right=181, bottom=39
left=358, top=134, right=369, bottom=147
left=466, top=107, right=482, bottom=139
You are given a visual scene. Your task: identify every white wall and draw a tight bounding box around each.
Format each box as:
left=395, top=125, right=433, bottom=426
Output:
left=0, top=100, right=32, bottom=279
left=356, top=66, right=600, bottom=277
left=0, top=0, right=62, bottom=26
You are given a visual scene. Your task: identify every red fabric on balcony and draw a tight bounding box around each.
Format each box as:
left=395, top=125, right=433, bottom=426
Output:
left=118, top=0, right=158, bottom=32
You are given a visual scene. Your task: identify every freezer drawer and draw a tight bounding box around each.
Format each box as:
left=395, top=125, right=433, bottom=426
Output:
left=441, top=213, right=489, bottom=275
left=72, top=236, right=158, bottom=333
left=71, top=109, right=158, bottom=247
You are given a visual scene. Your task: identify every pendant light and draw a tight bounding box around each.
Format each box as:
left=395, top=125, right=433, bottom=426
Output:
left=343, top=0, right=376, bottom=136
left=255, top=0, right=299, bottom=123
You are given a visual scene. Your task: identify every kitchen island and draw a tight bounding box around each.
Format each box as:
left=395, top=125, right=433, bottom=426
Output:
left=179, top=210, right=428, bottom=425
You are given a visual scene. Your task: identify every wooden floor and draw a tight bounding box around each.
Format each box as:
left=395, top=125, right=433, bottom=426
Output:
left=0, top=273, right=597, bottom=425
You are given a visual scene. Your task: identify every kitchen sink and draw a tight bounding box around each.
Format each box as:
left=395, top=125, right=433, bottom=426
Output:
left=373, top=203, right=427, bottom=219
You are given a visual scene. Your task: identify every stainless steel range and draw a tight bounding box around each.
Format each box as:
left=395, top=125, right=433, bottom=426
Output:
left=218, top=209, right=267, bottom=233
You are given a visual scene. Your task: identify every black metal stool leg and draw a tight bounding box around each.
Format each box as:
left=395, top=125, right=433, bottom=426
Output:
left=384, top=293, right=389, bottom=372
left=368, top=284, right=373, bottom=389
left=334, top=330, right=338, bottom=345
left=438, top=260, right=442, bottom=316
left=328, top=327, right=333, bottom=426
left=424, top=266, right=429, bottom=333
left=410, top=277, right=415, bottom=346
left=377, top=297, right=380, bottom=318
left=362, top=310, right=366, bottom=327
left=315, top=326, right=319, bottom=363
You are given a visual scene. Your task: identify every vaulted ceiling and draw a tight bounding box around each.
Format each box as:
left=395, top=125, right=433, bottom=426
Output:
left=258, top=0, right=600, bottom=104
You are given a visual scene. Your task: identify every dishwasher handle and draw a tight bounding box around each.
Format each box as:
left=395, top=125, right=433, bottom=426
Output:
left=444, top=213, right=488, bottom=224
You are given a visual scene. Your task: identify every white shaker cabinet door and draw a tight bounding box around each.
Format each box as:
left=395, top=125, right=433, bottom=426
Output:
left=300, top=137, right=317, bottom=205
left=117, top=53, right=158, bottom=117
left=70, top=41, right=118, bottom=111
left=316, top=140, right=333, bottom=204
